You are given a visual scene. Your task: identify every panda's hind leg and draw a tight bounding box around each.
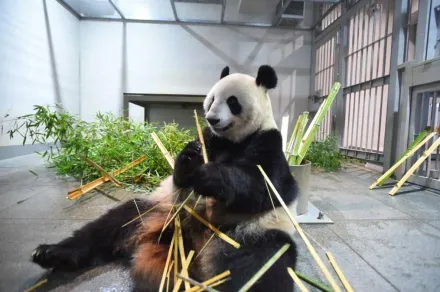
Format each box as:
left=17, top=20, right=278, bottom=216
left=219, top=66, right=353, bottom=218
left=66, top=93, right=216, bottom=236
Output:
left=202, top=229, right=298, bottom=292
left=31, top=198, right=156, bottom=271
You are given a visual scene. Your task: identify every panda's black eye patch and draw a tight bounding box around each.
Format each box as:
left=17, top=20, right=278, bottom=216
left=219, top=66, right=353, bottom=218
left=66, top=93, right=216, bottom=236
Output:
left=227, top=96, right=242, bottom=115
left=208, top=96, right=215, bottom=111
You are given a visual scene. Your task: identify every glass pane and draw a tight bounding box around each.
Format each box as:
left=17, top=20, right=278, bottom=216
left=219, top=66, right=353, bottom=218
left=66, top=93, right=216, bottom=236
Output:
left=426, top=0, right=440, bottom=60
left=175, top=2, right=221, bottom=22
left=64, top=0, right=121, bottom=18
left=114, top=0, right=175, bottom=21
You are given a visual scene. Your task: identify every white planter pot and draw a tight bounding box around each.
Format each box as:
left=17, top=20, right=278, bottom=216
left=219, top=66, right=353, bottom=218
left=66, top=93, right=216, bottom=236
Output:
left=289, top=160, right=311, bottom=216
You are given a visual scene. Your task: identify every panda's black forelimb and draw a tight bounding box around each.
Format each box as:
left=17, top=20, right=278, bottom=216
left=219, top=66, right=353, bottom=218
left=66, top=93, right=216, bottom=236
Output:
left=173, top=140, right=204, bottom=188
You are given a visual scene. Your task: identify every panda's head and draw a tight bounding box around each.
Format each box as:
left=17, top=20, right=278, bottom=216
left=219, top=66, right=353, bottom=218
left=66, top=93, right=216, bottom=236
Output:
left=203, top=65, right=278, bottom=143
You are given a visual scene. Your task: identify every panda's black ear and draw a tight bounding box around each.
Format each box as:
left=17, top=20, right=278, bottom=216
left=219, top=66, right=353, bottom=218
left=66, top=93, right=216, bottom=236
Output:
left=220, top=66, right=230, bottom=79
left=256, top=65, right=277, bottom=89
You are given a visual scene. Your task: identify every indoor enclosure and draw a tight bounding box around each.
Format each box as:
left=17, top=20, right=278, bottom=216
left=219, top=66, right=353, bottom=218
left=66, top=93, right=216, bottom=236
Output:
left=0, top=0, right=440, bottom=291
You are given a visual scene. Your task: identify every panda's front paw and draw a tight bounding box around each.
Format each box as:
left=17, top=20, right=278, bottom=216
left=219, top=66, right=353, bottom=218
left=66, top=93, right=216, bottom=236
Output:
left=174, top=141, right=203, bottom=187
left=193, top=164, right=235, bottom=205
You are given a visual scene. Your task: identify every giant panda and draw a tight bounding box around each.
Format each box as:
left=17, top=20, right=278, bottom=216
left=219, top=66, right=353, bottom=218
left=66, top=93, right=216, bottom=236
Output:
left=31, top=65, right=299, bottom=291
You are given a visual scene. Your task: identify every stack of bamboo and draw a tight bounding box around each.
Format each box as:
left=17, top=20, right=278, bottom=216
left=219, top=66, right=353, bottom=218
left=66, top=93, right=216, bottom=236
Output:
left=285, top=83, right=341, bottom=166
left=370, top=126, right=440, bottom=195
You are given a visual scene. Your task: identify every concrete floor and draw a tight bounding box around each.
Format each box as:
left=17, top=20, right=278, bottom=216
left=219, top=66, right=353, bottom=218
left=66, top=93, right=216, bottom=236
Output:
left=1, top=154, right=440, bottom=292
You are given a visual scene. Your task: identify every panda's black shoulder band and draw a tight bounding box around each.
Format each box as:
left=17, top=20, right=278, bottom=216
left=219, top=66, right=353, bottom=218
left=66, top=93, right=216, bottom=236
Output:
left=256, top=65, right=278, bottom=89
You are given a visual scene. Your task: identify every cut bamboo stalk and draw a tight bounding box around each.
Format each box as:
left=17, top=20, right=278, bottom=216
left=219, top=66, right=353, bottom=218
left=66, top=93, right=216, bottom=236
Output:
left=159, top=231, right=176, bottom=292
left=177, top=274, right=219, bottom=292
left=183, top=205, right=240, bottom=249
left=166, top=261, right=174, bottom=292
left=326, top=252, right=353, bottom=292
left=389, top=136, right=440, bottom=195
left=257, top=165, right=342, bottom=292
left=369, top=130, right=438, bottom=190
left=79, top=155, right=122, bottom=187
left=295, top=272, right=332, bottom=292
left=172, top=250, right=195, bottom=292
left=238, top=244, right=290, bottom=292
left=377, top=127, right=431, bottom=186
left=184, top=270, right=231, bottom=292
left=194, top=231, right=216, bottom=261
left=288, top=112, right=309, bottom=165
left=67, top=156, right=146, bottom=200
left=151, top=132, right=175, bottom=169
left=285, top=115, right=300, bottom=159
left=161, top=192, right=194, bottom=234
left=24, top=279, right=48, bottom=292
left=204, top=277, right=231, bottom=290
left=174, top=227, right=178, bottom=284
left=194, top=110, right=208, bottom=164
left=287, top=268, right=309, bottom=292
left=297, top=83, right=341, bottom=165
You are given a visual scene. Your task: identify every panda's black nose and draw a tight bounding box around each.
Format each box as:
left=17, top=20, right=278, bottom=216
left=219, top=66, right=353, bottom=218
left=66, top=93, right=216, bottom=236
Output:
left=207, top=118, right=220, bottom=126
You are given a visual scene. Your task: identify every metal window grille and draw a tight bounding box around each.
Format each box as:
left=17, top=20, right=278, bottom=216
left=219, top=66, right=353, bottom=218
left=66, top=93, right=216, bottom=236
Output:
left=314, top=36, right=337, bottom=141
left=405, top=0, right=419, bottom=61
left=321, top=3, right=342, bottom=31
left=407, top=89, right=440, bottom=189
left=341, top=0, right=393, bottom=162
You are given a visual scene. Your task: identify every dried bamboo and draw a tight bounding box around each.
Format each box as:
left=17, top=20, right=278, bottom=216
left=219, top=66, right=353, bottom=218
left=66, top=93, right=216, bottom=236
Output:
left=238, top=244, right=290, bottom=292
left=183, top=205, right=240, bottom=249
left=194, top=110, right=208, bottom=163
left=377, top=127, right=431, bottom=186
left=151, top=132, right=175, bottom=169
left=389, top=136, right=440, bottom=195
left=326, top=252, right=353, bottom=292
left=287, top=268, right=309, bottom=292
left=177, top=274, right=219, bottom=292
left=369, top=129, right=438, bottom=190
left=67, top=156, right=146, bottom=200
left=79, top=155, right=122, bottom=187
left=172, top=250, right=195, bottom=292
left=159, top=231, right=176, bottom=292
left=257, top=165, right=342, bottom=292
left=24, top=279, right=48, bottom=292
left=184, top=270, right=231, bottom=292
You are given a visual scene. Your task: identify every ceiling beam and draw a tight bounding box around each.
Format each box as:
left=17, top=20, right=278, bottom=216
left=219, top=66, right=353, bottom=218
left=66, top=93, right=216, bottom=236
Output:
left=170, top=0, right=180, bottom=21
left=108, top=0, right=125, bottom=19
left=54, top=0, right=81, bottom=19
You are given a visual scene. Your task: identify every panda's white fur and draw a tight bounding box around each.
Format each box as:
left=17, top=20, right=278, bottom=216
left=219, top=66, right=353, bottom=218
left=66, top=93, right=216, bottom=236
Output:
left=204, top=73, right=278, bottom=143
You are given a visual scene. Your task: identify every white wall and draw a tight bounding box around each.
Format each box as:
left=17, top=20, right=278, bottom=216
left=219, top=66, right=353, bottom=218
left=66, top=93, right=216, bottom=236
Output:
left=80, top=21, right=311, bottom=128
left=128, top=102, right=145, bottom=123
left=0, top=0, right=80, bottom=147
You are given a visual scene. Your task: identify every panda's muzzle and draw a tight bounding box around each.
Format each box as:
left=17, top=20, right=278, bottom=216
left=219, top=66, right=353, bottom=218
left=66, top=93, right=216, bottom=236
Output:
left=214, top=122, right=233, bottom=132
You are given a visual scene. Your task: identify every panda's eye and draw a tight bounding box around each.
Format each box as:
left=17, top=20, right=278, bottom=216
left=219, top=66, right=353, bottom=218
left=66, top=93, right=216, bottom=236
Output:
left=208, top=96, right=215, bottom=111
left=227, top=96, right=242, bottom=115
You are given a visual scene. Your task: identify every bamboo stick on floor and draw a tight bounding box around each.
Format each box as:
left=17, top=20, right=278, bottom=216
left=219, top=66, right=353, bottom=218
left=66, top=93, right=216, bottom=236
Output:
left=389, top=136, right=440, bottom=195
left=79, top=155, right=122, bottom=187
left=369, top=130, right=438, bottom=190
left=287, top=268, right=309, bottom=292
left=67, top=156, right=146, bottom=200
left=326, top=252, right=353, bottom=292
left=257, top=165, right=342, bottom=292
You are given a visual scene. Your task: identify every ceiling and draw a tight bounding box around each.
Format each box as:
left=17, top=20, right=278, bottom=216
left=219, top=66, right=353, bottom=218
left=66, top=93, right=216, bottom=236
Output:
left=60, top=0, right=312, bottom=28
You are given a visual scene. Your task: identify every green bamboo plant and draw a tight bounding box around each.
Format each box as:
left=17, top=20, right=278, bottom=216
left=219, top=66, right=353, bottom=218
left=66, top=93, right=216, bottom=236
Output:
left=285, top=82, right=341, bottom=166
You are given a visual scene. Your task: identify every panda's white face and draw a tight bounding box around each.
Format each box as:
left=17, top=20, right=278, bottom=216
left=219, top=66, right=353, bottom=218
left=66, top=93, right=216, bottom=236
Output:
left=203, top=68, right=278, bottom=143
